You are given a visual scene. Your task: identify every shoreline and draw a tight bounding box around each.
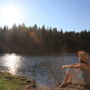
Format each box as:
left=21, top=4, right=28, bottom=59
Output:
left=0, top=71, right=85, bottom=90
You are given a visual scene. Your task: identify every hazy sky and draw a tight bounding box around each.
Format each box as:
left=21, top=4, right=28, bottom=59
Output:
left=0, top=0, right=90, bottom=31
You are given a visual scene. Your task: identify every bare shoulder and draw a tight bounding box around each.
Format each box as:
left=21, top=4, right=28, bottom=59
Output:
left=85, top=64, right=90, bottom=69
left=79, top=63, right=90, bottom=69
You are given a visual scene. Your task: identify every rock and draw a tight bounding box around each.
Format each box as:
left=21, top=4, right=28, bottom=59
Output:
left=26, top=79, right=32, bottom=83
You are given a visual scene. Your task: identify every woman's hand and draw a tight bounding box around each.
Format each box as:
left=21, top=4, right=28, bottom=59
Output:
left=61, top=65, right=70, bottom=70
left=61, top=65, right=67, bottom=70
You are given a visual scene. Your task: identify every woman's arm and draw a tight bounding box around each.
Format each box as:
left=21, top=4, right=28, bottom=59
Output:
left=61, top=64, right=81, bottom=69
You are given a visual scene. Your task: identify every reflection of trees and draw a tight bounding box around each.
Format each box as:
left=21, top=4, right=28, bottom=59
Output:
left=0, top=24, right=90, bottom=54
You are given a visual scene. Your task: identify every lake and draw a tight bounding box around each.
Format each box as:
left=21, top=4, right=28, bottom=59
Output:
left=0, top=53, right=79, bottom=87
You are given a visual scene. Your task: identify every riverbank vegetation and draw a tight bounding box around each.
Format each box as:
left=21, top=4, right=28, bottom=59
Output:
left=0, top=24, right=90, bottom=55
left=0, top=71, right=35, bottom=90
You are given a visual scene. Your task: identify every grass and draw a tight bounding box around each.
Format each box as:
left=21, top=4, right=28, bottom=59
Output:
left=0, top=72, right=34, bottom=90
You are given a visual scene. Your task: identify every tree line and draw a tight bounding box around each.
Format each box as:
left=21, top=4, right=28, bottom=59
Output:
left=0, top=24, right=90, bottom=55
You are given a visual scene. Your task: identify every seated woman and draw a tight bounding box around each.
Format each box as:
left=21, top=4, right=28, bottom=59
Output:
left=59, top=51, right=90, bottom=89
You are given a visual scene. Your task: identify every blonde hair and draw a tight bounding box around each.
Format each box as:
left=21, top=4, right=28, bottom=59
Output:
left=78, top=51, right=89, bottom=63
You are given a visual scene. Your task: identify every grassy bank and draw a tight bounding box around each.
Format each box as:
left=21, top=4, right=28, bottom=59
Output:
left=0, top=72, right=35, bottom=90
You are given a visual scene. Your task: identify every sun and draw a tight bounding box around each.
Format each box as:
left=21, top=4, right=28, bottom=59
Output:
left=1, top=5, right=24, bottom=27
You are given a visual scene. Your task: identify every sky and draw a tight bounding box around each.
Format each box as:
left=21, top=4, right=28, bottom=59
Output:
left=0, top=0, right=90, bottom=32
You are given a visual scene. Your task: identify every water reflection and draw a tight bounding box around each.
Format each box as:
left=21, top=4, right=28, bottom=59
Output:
left=1, top=53, right=21, bottom=74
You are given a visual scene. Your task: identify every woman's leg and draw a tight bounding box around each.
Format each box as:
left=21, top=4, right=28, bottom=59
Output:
left=59, top=70, right=73, bottom=87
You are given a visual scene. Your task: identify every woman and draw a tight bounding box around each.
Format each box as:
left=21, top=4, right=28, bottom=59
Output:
left=59, top=51, right=90, bottom=89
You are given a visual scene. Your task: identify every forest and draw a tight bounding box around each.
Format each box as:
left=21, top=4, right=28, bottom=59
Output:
left=0, top=24, right=90, bottom=55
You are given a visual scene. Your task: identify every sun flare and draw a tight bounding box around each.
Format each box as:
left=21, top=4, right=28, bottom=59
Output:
left=1, top=5, right=24, bottom=27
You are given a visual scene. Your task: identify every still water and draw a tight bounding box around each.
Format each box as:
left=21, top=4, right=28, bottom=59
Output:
left=0, top=53, right=78, bottom=87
